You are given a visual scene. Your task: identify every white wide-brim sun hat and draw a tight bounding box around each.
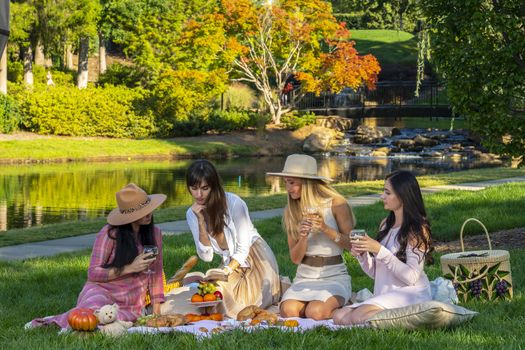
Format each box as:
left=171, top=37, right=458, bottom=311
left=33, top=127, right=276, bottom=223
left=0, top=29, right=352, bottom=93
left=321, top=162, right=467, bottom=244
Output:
left=266, top=154, right=333, bottom=183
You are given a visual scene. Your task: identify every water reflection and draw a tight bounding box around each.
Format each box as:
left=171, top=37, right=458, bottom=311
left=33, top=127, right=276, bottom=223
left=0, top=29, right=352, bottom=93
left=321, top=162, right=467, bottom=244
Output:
left=0, top=156, right=502, bottom=231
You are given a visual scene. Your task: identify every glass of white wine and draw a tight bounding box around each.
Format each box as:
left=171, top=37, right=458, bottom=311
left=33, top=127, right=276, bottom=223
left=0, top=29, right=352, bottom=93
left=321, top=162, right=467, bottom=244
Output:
left=350, top=229, right=367, bottom=241
left=143, top=245, right=158, bottom=275
left=302, top=206, right=320, bottom=235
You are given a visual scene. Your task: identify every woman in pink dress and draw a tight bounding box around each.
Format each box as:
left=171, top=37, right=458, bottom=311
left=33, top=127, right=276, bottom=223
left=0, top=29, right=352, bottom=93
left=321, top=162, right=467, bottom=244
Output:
left=28, top=183, right=167, bottom=329
left=333, top=170, right=433, bottom=325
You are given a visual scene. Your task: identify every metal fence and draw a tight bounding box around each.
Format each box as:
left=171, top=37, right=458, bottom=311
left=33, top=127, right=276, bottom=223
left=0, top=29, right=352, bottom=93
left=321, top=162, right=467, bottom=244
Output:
left=295, top=80, right=451, bottom=118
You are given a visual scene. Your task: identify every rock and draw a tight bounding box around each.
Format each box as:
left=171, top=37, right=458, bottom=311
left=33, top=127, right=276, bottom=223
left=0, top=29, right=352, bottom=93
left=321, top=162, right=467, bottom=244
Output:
left=370, top=150, right=388, bottom=157
left=391, top=127, right=401, bottom=136
left=413, top=134, right=439, bottom=147
left=302, top=126, right=340, bottom=153
left=392, top=139, right=416, bottom=148
left=315, top=116, right=355, bottom=131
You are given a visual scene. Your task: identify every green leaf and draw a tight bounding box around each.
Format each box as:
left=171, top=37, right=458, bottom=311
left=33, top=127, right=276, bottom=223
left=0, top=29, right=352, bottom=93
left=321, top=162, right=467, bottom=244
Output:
left=487, top=262, right=502, bottom=275
left=459, top=264, right=471, bottom=277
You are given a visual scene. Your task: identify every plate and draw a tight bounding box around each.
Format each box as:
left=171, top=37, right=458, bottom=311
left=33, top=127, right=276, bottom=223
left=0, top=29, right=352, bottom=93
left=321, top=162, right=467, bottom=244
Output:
left=188, top=300, right=223, bottom=307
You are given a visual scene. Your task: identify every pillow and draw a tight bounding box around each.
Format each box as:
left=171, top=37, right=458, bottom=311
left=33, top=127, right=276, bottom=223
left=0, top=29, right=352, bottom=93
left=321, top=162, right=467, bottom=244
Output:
left=367, top=301, right=478, bottom=330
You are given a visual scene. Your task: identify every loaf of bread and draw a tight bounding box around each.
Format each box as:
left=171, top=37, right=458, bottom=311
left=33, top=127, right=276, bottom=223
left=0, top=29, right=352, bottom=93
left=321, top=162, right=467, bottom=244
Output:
left=167, top=255, right=199, bottom=284
left=236, top=305, right=278, bottom=324
left=145, top=314, right=187, bottom=327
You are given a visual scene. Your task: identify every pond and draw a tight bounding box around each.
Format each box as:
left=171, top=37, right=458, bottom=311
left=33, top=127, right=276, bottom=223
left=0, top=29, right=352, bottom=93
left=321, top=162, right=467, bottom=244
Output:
left=0, top=154, right=501, bottom=231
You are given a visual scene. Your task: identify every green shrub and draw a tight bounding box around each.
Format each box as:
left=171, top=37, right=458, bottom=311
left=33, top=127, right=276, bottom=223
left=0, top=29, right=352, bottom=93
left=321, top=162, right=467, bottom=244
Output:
left=7, top=61, right=24, bottom=83
left=208, top=109, right=270, bottom=133
left=98, top=63, right=143, bottom=88
left=152, top=68, right=228, bottom=137
left=222, top=83, right=257, bottom=110
left=0, top=93, right=22, bottom=133
left=281, top=110, right=316, bottom=130
left=11, top=84, right=156, bottom=138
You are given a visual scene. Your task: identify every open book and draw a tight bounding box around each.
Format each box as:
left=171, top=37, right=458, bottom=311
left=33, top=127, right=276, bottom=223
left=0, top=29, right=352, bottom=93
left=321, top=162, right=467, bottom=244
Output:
left=182, top=268, right=228, bottom=284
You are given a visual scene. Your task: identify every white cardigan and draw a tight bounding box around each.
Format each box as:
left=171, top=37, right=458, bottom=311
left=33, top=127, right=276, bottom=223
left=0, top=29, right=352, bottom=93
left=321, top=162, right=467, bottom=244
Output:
left=186, top=192, right=261, bottom=267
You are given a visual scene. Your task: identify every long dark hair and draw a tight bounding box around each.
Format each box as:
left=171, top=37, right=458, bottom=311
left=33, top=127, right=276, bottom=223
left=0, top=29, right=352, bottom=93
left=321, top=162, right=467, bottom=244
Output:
left=186, top=159, right=227, bottom=236
left=376, top=170, right=434, bottom=264
left=103, top=218, right=156, bottom=271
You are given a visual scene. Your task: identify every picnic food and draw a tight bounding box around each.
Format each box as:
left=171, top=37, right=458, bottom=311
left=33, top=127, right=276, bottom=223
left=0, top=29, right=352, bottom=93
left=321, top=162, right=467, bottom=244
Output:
left=197, top=281, right=217, bottom=295
left=282, top=319, right=299, bottom=327
left=145, top=314, right=187, bottom=327
left=191, top=293, right=204, bottom=303
left=214, top=291, right=223, bottom=300
left=236, top=305, right=278, bottom=324
left=185, top=313, right=224, bottom=322
left=67, top=308, right=98, bottom=331
left=203, top=293, right=217, bottom=302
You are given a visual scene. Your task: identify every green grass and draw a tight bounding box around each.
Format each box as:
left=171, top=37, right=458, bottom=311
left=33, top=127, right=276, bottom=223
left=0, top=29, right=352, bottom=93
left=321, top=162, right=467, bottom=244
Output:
left=2, top=167, right=525, bottom=247
left=0, top=137, right=254, bottom=162
left=350, top=29, right=418, bottom=65
left=2, top=188, right=525, bottom=348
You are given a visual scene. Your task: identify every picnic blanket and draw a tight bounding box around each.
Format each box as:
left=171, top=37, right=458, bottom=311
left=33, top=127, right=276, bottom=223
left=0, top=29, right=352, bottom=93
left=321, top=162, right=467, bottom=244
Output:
left=127, top=317, right=366, bottom=339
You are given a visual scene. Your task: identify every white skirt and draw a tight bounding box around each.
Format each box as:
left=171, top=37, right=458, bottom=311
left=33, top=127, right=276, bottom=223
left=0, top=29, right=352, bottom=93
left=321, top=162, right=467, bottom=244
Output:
left=281, top=262, right=351, bottom=303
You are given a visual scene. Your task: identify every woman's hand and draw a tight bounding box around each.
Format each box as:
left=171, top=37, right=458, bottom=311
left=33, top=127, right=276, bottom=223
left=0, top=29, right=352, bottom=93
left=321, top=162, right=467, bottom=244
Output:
left=191, top=203, right=207, bottom=223
left=299, top=219, right=312, bottom=238
left=125, top=253, right=155, bottom=274
left=351, top=235, right=382, bottom=255
left=306, top=214, right=328, bottom=235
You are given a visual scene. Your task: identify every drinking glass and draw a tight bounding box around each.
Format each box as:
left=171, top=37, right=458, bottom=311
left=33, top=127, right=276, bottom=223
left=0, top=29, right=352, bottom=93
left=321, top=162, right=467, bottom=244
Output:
left=302, top=206, right=320, bottom=235
left=143, top=245, right=158, bottom=275
left=350, top=229, right=367, bottom=241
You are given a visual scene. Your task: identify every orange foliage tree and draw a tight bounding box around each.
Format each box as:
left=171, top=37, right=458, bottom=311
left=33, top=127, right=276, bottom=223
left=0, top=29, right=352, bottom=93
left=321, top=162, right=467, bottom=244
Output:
left=182, top=0, right=380, bottom=124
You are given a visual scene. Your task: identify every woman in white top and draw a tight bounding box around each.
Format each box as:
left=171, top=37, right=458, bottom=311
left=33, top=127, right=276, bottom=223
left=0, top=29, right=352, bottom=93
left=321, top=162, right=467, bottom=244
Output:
left=267, top=154, right=355, bottom=320
left=186, top=159, right=280, bottom=318
left=333, top=170, right=433, bottom=325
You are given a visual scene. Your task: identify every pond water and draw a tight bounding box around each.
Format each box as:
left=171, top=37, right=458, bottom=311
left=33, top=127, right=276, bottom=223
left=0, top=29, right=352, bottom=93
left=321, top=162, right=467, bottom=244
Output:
left=0, top=154, right=501, bottom=231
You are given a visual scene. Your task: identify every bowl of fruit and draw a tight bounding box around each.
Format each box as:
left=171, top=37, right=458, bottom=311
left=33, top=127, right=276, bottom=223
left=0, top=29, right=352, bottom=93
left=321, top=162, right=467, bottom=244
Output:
left=189, top=282, right=224, bottom=307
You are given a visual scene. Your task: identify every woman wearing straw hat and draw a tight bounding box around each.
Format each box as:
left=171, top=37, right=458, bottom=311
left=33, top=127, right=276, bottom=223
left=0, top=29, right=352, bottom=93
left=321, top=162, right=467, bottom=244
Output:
left=28, top=183, right=167, bottom=329
left=267, top=154, right=355, bottom=320
left=184, top=159, right=281, bottom=319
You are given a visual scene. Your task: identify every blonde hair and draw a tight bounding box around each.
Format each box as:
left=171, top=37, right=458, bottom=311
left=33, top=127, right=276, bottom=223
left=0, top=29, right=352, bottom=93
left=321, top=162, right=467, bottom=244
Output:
left=283, top=178, right=355, bottom=241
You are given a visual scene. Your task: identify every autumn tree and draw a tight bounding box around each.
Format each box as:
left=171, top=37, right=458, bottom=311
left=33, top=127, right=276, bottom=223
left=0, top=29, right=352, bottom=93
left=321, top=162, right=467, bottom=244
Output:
left=184, top=0, right=380, bottom=124
left=421, top=0, right=525, bottom=166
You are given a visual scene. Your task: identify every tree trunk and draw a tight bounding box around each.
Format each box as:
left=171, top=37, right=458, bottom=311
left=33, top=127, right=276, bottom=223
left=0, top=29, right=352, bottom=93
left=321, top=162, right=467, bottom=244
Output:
left=65, top=44, right=74, bottom=70
left=77, top=37, right=89, bottom=89
left=23, top=46, right=34, bottom=86
left=0, top=45, right=6, bottom=94
left=34, top=40, right=45, bottom=66
left=99, top=34, right=106, bottom=76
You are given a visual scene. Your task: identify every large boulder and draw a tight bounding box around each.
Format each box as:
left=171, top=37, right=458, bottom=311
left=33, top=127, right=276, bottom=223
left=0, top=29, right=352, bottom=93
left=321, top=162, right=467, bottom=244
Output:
left=302, top=126, right=342, bottom=153
left=315, top=116, right=355, bottom=131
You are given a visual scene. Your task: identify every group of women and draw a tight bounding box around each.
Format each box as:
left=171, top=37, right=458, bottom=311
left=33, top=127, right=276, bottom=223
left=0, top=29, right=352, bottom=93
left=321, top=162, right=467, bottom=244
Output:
left=29, top=154, right=433, bottom=329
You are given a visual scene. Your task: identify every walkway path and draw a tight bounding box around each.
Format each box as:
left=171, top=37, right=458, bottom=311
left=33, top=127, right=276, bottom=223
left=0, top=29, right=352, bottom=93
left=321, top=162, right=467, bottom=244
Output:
left=1, top=176, right=524, bottom=261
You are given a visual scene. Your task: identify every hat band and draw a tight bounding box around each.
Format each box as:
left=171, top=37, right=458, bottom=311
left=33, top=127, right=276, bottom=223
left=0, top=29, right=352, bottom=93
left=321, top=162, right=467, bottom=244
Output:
left=119, top=197, right=151, bottom=214
left=282, top=170, right=318, bottom=177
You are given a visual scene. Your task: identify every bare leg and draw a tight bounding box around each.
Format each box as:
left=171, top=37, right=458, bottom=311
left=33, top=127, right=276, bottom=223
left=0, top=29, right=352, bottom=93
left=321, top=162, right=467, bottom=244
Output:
left=280, top=300, right=307, bottom=318
left=333, top=304, right=383, bottom=325
left=304, top=296, right=344, bottom=321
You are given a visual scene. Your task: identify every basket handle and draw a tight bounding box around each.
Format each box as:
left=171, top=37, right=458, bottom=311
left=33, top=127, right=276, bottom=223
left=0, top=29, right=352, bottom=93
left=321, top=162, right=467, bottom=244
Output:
left=459, top=218, right=492, bottom=252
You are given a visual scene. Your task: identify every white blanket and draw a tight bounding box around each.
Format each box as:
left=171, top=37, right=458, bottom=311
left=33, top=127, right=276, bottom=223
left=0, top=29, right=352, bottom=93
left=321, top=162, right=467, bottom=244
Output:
left=127, top=317, right=367, bottom=338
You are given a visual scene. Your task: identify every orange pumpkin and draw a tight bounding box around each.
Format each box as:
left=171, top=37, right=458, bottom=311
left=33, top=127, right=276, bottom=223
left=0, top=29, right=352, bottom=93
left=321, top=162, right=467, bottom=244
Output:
left=67, top=308, right=98, bottom=331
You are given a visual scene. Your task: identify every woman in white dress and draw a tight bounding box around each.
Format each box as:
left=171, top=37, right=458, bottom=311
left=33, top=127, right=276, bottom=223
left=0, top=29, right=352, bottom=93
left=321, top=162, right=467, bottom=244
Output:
left=267, top=154, right=355, bottom=320
left=185, top=159, right=280, bottom=318
left=333, top=170, right=433, bottom=325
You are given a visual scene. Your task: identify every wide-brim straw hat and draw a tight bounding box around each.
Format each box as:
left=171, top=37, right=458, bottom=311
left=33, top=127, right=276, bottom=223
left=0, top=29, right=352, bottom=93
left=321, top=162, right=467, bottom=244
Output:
left=107, top=183, right=167, bottom=226
left=266, top=154, right=333, bottom=183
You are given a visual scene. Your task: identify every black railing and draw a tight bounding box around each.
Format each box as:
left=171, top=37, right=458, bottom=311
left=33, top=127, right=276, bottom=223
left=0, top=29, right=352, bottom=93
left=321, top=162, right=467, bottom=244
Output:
left=294, top=80, right=451, bottom=118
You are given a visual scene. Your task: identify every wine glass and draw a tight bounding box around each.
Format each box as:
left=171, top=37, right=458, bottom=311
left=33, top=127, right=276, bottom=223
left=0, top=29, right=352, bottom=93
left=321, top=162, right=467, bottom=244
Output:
left=143, top=245, right=158, bottom=275
left=302, top=206, right=320, bottom=234
left=350, top=229, right=367, bottom=241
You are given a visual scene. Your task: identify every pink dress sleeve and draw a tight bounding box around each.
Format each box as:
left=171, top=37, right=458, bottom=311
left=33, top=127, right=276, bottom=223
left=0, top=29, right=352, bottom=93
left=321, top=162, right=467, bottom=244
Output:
left=87, top=225, right=115, bottom=282
left=375, top=244, right=425, bottom=286
left=148, top=226, right=165, bottom=304
left=356, top=252, right=376, bottom=278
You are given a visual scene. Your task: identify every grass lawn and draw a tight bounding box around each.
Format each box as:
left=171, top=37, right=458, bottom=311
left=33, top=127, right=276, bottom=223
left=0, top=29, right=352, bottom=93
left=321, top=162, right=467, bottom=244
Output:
left=349, top=29, right=418, bottom=65
left=0, top=137, right=253, bottom=162
left=2, top=167, right=525, bottom=247
left=2, top=182, right=524, bottom=348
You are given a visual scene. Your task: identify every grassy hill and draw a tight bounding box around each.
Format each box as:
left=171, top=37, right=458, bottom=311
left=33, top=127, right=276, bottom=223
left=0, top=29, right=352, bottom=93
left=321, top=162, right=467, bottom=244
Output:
left=349, top=30, right=422, bottom=80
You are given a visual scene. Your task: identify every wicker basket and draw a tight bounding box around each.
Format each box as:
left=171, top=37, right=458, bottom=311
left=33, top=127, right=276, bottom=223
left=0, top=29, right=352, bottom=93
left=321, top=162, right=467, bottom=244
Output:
left=440, top=218, right=513, bottom=302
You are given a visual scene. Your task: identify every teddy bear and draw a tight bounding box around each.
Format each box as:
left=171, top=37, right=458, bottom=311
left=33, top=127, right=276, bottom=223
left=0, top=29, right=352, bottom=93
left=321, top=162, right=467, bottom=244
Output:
left=94, top=304, right=133, bottom=337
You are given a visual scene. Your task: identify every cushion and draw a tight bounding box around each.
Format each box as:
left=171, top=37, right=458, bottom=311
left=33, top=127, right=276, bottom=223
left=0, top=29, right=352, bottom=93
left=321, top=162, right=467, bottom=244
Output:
left=367, top=301, right=478, bottom=330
